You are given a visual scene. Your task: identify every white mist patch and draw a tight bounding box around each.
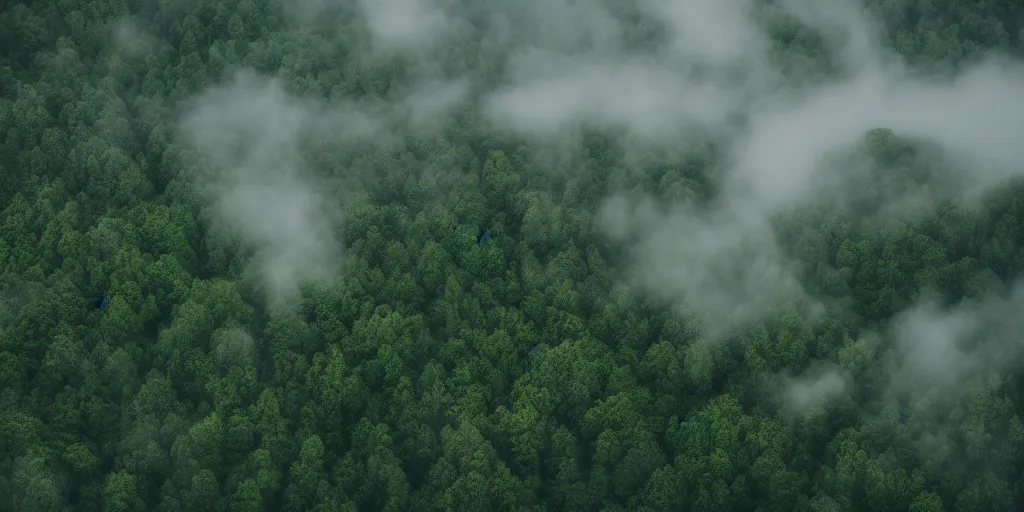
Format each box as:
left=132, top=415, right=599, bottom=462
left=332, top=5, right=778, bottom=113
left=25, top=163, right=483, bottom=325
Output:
left=586, top=0, right=1024, bottom=331
left=275, top=0, right=1024, bottom=335
left=218, top=179, right=339, bottom=305
left=730, top=58, right=1024, bottom=214
left=399, top=79, right=471, bottom=130
left=775, top=0, right=884, bottom=71
left=598, top=194, right=806, bottom=331
left=358, top=0, right=452, bottom=50
left=179, top=71, right=346, bottom=308
left=887, top=284, right=1024, bottom=402
left=497, top=0, right=626, bottom=54
left=783, top=365, right=849, bottom=413
left=641, top=0, right=764, bottom=64
left=178, top=68, right=469, bottom=308
left=484, top=56, right=739, bottom=143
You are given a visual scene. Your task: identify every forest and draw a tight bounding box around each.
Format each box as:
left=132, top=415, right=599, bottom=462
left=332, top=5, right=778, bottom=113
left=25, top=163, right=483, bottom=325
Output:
left=2, top=0, right=1024, bottom=510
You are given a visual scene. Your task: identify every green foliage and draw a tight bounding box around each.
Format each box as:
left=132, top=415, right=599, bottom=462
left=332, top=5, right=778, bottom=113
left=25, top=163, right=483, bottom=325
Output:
left=2, top=0, right=1024, bottom=510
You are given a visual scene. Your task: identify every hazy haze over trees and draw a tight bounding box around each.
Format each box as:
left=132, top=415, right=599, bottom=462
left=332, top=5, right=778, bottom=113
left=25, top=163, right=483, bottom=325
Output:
left=1, top=0, right=1024, bottom=510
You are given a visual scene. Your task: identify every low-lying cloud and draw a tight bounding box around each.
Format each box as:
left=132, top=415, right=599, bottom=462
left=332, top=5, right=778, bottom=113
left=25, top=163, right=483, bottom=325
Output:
left=190, top=0, right=1024, bottom=349
left=177, top=66, right=470, bottom=308
left=782, top=364, right=850, bottom=414
left=178, top=71, right=348, bottom=309
left=579, top=0, right=1024, bottom=331
left=886, top=284, right=1024, bottom=403
left=598, top=194, right=807, bottom=331
left=358, top=0, right=453, bottom=50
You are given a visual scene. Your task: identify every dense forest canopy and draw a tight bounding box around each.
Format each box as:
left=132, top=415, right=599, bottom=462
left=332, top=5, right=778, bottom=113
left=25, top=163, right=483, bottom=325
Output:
left=2, top=0, right=1024, bottom=510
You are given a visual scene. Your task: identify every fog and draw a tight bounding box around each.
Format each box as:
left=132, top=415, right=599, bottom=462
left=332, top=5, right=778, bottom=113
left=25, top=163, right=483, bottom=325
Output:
left=265, top=0, right=1024, bottom=332
left=176, top=63, right=473, bottom=308
left=173, top=0, right=1024, bottom=410
left=178, top=71, right=347, bottom=309
left=358, top=0, right=453, bottom=50
left=887, top=283, right=1024, bottom=403
left=782, top=364, right=850, bottom=414
left=582, top=2, right=1024, bottom=332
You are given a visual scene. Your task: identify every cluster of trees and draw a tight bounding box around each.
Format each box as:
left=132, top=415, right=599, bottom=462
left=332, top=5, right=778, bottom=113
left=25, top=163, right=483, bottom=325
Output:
left=2, top=0, right=1024, bottom=511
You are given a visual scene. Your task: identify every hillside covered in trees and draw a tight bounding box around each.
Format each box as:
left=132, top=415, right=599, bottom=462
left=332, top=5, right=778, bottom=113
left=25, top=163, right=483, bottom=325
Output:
left=2, top=0, right=1024, bottom=510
